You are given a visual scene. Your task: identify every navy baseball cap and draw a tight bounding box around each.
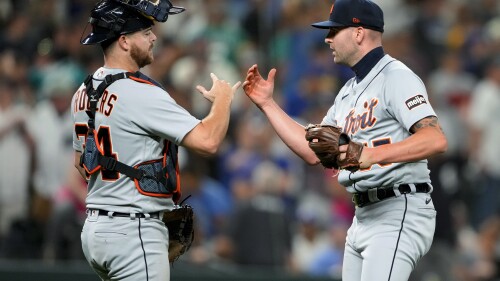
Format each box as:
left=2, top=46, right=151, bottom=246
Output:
left=312, top=0, right=384, bottom=33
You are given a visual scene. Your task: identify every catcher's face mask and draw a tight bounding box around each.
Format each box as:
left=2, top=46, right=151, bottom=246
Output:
left=115, top=0, right=185, bottom=22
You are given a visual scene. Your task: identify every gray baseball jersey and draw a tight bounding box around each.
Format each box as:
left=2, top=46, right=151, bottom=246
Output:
left=322, top=55, right=437, bottom=281
left=72, top=67, right=200, bottom=213
left=322, top=55, right=436, bottom=193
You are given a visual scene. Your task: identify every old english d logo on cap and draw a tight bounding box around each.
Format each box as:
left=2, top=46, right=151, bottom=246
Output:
left=311, top=0, right=384, bottom=32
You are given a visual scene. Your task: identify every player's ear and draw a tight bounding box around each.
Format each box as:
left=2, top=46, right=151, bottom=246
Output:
left=117, top=35, right=130, bottom=51
left=354, top=27, right=364, bottom=43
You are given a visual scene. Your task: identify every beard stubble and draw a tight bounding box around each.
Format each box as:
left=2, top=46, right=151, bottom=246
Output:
left=130, top=42, right=153, bottom=68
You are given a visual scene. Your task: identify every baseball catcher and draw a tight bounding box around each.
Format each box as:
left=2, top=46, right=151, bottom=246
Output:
left=305, top=124, right=364, bottom=172
left=74, top=0, right=241, bottom=279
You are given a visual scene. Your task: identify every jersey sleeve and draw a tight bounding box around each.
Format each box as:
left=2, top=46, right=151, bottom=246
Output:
left=384, top=69, right=436, bottom=131
left=321, top=84, right=350, bottom=126
left=321, top=105, right=337, bottom=126
left=125, top=82, right=200, bottom=144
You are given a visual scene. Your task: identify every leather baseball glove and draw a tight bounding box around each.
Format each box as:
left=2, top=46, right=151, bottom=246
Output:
left=162, top=204, right=195, bottom=263
left=305, top=124, right=364, bottom=171
left=305, top=124, right=346, bottom=169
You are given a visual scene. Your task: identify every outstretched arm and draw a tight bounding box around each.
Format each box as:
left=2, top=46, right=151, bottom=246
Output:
left=243, top=64, right=320, bottom=165
left=181, top=73, right=241, bottom=156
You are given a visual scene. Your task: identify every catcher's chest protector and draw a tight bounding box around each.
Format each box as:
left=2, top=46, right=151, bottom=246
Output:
left=81, top=73, right=180, bottom=198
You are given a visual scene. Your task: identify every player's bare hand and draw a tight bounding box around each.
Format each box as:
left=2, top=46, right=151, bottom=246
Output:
left=338, top=145, right=372, bottom=170
left=196, top=73, right=241, bottom=103
left=242, top=64, right=276, bottom=109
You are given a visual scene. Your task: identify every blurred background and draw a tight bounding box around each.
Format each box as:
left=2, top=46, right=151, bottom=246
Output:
left=0, top=0, right=499, bottom=280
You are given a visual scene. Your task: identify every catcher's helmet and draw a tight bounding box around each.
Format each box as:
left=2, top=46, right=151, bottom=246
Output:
left=81, top=0, right=185, bottom=45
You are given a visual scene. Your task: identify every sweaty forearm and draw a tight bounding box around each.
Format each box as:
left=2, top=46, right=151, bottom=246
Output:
left=260, top=100, right=319, bottom=165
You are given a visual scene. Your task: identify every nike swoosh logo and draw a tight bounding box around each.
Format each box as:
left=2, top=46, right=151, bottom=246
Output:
left=425, top=198, right=431, bottom=205
left=341, top=94, right=349, bottom=100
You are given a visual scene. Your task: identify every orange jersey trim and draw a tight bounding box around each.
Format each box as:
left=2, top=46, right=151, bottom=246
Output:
left=129, top=76, right=155, bottom=86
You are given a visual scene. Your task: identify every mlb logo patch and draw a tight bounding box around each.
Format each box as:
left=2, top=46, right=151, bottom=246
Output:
left=96, top=69, right=105, bottom=79
left=405, top=95, right=427, bottom=110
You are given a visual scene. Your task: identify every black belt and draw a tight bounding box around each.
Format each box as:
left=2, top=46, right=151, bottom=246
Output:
left=88, top=209, right=161, bottom=219
left=352, top=183, right=431, bottom=208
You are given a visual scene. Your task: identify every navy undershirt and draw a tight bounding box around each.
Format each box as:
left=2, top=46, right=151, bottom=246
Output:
left=351, top=46, right=385, bottom=83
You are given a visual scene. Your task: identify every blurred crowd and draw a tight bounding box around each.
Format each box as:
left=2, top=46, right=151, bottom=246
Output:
left=0, top=0, right=499, bottom=280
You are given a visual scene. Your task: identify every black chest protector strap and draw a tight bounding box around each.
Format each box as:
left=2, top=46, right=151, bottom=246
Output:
left=83, top=72, right=144, bottom=180
left=85, top=72, right=130, bottom=129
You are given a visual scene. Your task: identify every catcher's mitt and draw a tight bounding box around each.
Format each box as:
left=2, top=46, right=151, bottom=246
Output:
left=305, top=124, right=349, bottom=169
left=162, top=204, right=195, bottom=263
